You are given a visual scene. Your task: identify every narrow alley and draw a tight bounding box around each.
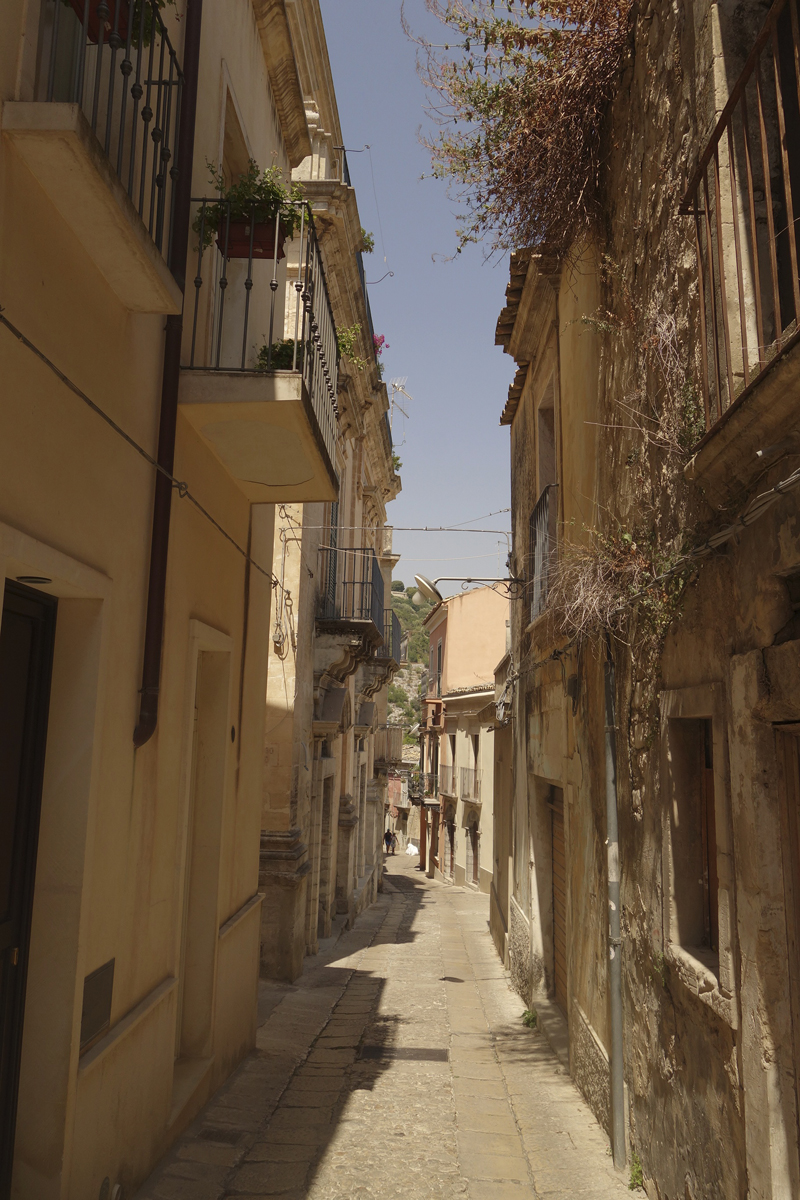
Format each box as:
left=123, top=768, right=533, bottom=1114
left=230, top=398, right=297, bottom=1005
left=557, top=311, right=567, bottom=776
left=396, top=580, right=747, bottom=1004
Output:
left=136, top=858, right=628, bottom=1200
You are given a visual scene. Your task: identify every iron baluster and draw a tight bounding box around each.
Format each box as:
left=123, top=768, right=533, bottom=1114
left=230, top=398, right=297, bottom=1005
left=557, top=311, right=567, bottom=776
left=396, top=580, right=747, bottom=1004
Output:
left=90, top=0, right=109, bottom=133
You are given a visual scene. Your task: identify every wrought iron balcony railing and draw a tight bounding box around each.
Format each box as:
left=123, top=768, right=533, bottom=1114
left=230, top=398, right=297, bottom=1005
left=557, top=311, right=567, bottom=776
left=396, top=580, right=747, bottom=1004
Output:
left=38, top=0, right=183, bottom=261
left=374, top=724, right=404, bottom=766
left=375, top=610, right=403, bottom=663
left=528, top=485, right=557, bottom=622
left=317, top=545, right=385, bottom=632
left=439, top=764, right=457, bottom=796
left=460, top=766, right=482, bottom=803
left=185, top=200, right=338, bottom=470
left=420, top=772, right=439, bottom=800
left=428, top=671, right=442, bottom=698
left=681, top=0, right=800, bottom=431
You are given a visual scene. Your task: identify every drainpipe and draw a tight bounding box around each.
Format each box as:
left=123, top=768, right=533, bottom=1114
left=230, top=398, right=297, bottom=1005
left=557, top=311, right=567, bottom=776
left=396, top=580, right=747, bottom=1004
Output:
left=133, top=0, right=204, bottom=747
left=604, top=633, right=626, bottom=1168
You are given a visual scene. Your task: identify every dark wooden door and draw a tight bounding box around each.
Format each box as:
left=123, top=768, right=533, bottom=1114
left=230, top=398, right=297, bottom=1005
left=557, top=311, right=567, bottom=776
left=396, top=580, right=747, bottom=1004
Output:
left=0, top=581, right=57, bottom=1196
left=551, top=788, right=567, bottom=1012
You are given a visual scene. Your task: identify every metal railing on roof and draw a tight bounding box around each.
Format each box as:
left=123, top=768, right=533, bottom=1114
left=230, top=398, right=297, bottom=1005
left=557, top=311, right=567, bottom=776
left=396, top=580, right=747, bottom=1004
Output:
left=680, top=0, right=800, bottom=431
left=39, top=0, right=183, bottom=262
left=185, top=199, right=338, bottom=471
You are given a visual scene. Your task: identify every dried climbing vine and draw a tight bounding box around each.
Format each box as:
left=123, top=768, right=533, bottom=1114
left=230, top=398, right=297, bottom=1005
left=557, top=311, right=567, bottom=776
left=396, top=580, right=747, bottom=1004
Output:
left=404, top=0, right=633, bottom=253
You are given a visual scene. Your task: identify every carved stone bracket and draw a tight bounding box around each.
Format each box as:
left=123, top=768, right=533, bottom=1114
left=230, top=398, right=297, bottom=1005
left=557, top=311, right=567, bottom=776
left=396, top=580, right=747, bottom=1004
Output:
left=355, top=656, right=395, bottom=700
left=314, top=627, right=376, bottom=696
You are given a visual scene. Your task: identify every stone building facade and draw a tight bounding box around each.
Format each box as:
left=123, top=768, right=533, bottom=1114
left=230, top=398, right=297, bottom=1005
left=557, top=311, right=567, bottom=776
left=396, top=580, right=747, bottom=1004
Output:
left=490, top=0, right=800, bottom=1197
left=256, top=6, right=402, bottom=981
left=0, top=0, right=395, bottom=1195
left=419, top=586, right=508, bottom=892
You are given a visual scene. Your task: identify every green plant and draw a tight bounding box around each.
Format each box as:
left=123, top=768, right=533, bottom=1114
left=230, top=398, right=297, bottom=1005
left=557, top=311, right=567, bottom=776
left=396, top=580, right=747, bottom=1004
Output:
left=392, top=453, right=402, bottom=472
left=651, top=949, right=667, bottom=988
left=63, top=0, right=176, bottom=48
left=256, top=339, right=303, bottom=372
left=337, top=323, right=367, bottom=372
left=629, top=1151, right=644, bottom=1190
left=193, top=159, right=304, bottom=249
left=522, top=1009, right=537, bottom=1029
left=391, top=580, right=405, bottom=592
left=361, top=228, right=375, bottom=253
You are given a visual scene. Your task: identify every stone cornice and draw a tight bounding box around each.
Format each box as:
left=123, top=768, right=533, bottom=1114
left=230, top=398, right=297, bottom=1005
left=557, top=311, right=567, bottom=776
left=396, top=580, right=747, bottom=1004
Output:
left=496, top=251, right=560, bottom=426
left=251, top=0, right=311, bottom=167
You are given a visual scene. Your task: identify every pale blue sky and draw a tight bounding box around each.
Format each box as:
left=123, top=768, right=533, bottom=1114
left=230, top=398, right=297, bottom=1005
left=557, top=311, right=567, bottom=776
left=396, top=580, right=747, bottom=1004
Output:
left=319, top=0, right=516, bottom=597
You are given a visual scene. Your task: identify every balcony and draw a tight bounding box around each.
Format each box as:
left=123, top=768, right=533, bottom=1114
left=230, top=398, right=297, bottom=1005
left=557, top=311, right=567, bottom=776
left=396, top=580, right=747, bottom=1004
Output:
left=460, top=767, right=482, bottom=804
left=528, top=485, right=557, bottom=623
left=374, top=610, right=405, bottom=666
left=3, top=0, right=183, bottom=313
left=317, top=545, right=384, bottom=640
left=681, top=0, right=800, bottom=454
left=424, top=699, right=444, bottom=732
left=374, top=724, right=404, bottom=768
left=178, top=201, right=338, bottom=503
left=439, top=764, right=457, bottom=797
left=420, top=772, right=439, bottom=800
left=428, top=671, right=442, bottom=699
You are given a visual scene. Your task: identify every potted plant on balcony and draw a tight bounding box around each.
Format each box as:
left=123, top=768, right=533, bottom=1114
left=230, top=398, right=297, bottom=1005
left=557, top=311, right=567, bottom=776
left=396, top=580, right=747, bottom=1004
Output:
left=64, top=0, right=172, bottom=47
left=255, top=339, right=304, bottom=372
left=194, top=159, right=304, bottom=262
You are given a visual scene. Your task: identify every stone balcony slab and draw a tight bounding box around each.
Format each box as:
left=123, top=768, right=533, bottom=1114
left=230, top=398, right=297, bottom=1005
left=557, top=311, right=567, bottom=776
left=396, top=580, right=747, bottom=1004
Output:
left=3, top=102, right=181, bottom=314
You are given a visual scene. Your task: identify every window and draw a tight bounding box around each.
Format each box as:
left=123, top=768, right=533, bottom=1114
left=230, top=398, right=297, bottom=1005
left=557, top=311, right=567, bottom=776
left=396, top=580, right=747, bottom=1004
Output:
left=528, top=378, right=558, bottom=622
left=660, top=685, right=736, bottom=1025
left=667, top=718, right=718, bottom=953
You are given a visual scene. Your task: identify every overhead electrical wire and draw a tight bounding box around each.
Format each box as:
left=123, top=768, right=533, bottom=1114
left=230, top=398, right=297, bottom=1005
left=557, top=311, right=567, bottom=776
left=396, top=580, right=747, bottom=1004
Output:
left=0, top=309, right=286, bottom=596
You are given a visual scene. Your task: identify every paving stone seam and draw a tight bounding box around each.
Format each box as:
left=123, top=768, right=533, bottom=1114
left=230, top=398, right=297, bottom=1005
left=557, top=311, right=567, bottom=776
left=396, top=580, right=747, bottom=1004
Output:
left=446, top=890, right=543, bottom=1200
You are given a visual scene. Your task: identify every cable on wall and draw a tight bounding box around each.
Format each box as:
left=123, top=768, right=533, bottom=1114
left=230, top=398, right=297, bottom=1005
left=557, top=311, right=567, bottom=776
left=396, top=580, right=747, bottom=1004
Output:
left=0, top=308, right=289, bottom=599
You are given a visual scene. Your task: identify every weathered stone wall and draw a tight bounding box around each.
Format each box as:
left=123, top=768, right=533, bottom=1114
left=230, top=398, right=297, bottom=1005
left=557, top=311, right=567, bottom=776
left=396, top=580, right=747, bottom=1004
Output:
left=509, top=894, right=534, bottom=1006
left=594, top=0, right=800, bottom=1194
left=499, top=0, right=800, bottom=1194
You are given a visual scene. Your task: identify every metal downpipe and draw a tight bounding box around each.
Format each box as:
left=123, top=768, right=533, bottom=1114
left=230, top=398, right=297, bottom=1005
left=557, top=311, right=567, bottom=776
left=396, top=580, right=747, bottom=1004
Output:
left=604, top=633, right=626, bottom=1168
left=133, top=0, right=204, bottom=748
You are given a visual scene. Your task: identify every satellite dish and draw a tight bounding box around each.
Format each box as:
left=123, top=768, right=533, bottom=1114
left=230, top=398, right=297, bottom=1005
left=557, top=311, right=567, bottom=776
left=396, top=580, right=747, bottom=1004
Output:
left=414, top=574, right=444, bottom=604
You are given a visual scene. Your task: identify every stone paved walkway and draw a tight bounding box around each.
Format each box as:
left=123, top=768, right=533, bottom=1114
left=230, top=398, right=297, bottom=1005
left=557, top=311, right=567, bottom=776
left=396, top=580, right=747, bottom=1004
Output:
left=135, top=856, right=630, bottom=1199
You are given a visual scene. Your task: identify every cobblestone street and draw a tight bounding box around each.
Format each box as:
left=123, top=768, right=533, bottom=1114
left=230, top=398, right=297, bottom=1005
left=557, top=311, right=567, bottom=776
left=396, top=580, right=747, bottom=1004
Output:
left=136, top=858, right=630, bottom=1199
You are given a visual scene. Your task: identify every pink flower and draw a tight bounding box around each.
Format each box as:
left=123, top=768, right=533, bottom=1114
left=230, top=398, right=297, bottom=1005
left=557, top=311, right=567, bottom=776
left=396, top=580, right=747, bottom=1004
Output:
left=373, top=334, right=389, bottom=357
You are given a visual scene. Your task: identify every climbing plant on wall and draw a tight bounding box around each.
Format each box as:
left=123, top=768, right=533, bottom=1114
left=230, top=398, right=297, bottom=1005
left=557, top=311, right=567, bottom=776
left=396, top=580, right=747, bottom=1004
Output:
left=404, top=0, right=633, bottom=254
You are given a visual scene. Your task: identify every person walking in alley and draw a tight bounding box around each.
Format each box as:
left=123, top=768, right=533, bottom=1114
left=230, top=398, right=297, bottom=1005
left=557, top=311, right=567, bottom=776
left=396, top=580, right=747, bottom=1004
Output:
left=384, top=829, right=392, bottom=855
left=391, top=832, right=398, bottom=855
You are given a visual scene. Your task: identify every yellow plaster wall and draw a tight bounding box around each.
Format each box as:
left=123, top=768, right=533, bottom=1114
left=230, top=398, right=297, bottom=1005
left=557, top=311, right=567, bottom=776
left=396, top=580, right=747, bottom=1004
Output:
left=441, top=586, right=508, bottom=693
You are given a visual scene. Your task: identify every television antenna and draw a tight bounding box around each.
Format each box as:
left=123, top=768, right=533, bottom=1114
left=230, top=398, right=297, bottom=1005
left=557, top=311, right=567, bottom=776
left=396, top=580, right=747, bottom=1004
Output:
left=389, top=377, right=413, bottom=442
